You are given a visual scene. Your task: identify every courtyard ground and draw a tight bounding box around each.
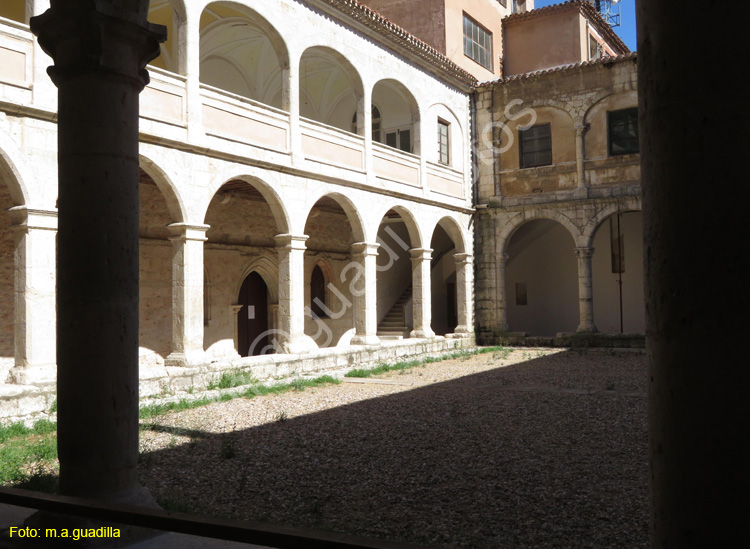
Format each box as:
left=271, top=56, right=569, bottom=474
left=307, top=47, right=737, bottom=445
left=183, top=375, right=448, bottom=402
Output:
left=137, top=348, right=648, bottom=548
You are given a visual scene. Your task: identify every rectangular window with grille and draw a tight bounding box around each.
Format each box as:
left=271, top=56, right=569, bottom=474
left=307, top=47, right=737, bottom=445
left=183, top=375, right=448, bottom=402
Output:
left=463, top=14, right=493, bottom=71
left=608, top=108, right=639, bottom=156
left=438, top=119, right=450, bottom=165
left=519, top=123, right=552, bottom=168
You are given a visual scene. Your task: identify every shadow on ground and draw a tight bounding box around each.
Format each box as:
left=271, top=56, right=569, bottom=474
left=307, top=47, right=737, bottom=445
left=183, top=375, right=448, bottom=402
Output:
left=139, top=349, right=648, bottom=548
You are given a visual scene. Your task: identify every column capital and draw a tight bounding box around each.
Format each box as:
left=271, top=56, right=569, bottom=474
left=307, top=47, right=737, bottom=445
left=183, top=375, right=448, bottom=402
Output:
left=229, top=304, right=243, bottom=316
left=30, top=0, right=166, bottom=89
left=274, top=233, right=308, bottom=251
left=574, top=123, right=589, bottom=136
left=350, top=242, right=380, bottom=257
left=168, top=223, right=209, bottom=242
left=409, top=247, right=433, bottom=261
left=454, top=253, right=474, bottom=265
left=575, top=247, right=595, bottom=258
left=7, top=206, right=58, bottom=232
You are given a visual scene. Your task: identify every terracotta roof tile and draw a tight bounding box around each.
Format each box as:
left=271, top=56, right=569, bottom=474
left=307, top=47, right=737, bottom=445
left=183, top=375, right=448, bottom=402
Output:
left=317, top=0, right=478, bottom=87
left=479, top=51, right=637, bottom=86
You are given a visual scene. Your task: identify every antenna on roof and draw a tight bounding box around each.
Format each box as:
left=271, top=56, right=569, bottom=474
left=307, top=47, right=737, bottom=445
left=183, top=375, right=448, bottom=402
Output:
left=589, top=0, right=621, bottom=28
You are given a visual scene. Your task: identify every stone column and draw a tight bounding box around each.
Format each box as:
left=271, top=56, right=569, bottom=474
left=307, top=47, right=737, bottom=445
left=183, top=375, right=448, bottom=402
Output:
left=496, top=251, right=510, bottom=332
left=182, top=6, right=203, bottom=142
left=29, top=0, right=55, bottom=108
left=30, top=1, right=165, bottom=503
left=350, top=242, right=380, bottom=345
left=165, top=223, right=208, bottom=367
left=454, top=253, right=474, bottom=335
left=410, top=248, right=435, bottom=339
left=638, top=2, right=748, bottom=547
left=574, top=123, right=588, bottom=198
left=275, top=234, right=317, bottom=353
left=7, top=207, right=56, bottom=385
left=575, top=247, right=597, bottom=333
left=286, top=55, right=302, bottom=163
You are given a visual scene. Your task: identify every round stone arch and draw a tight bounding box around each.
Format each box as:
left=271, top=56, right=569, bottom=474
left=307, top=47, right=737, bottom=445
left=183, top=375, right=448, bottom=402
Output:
left=299, top=191, right=367, bottom=243
left=428, top=215, right=467, bottom=254
left=298, top=45, right=365, bottom=131
left=582, top=89, right=639, bottom=125
left=139, top=154, right=187, bottom=224
left=201, top=173, right=290, bottom=234
left=373, top=203, right=423, bottom=249
left=371, top=78, right=421, bottom=154
left=426, top=102, right=465, bottom=169
left=581, top=196, right=642, bottom=248
left=499, top=209, right=581, bottom=254
left=0, top=134, right=31, bottom=207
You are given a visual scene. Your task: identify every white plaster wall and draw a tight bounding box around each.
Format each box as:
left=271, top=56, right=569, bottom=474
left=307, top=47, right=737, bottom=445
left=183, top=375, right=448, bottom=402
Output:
left=506, top=219, right=579, bottom=335
left=592, top=211, right=645, bottom=334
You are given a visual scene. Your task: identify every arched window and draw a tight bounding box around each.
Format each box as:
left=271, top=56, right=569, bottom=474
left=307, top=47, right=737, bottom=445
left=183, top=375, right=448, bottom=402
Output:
left=310, top=264, right=328, bottom=318
left=352, top=105, right=382, bottom=142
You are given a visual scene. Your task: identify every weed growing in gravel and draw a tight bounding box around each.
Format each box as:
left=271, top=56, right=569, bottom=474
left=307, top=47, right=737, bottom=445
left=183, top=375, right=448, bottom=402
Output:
left=207, top=369, right=259, bottom=390
left=606, top=382, right=616, bottom=391
left=220, top=436, right=237, bottom=458
left=276, top=410, right=289, bottom=422
left=156, top=492, right=195, bottom=514
left=345, top=346, right=507, bottom=378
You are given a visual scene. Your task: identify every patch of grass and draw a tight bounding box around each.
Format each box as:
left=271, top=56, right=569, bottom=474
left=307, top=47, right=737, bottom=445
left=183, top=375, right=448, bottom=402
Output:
left=156, top=494, right=195, bottom=514
left=207, top=369, right=259, bottom=390
left=275, top=410, right=288, bottom=423
left=0, top=431, right=58, bottom=487
left=49, top=399, right=57, bottom=413
left=139, top=396, right=212, bottom=420
left=345, top=346, right=507, bottom=378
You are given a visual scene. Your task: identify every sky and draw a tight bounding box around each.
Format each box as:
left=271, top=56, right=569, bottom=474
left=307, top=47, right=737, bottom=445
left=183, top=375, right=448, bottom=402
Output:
left=533, top=0, right=637, bottom=51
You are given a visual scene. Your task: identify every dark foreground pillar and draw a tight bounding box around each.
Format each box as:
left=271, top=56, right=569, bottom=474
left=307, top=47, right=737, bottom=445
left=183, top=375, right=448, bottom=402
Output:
left=637, top=2, right=749, bottom=546
left=31, top=0, right=165, bottom=504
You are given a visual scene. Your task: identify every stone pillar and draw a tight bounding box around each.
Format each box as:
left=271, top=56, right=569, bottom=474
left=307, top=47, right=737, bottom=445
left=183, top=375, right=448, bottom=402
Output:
left=454, top=253, right=474, bottom=334
left=286, top=55, right=302, bottom=163
left=275, top=234, right=317, bottom=353
left=165, top=223, right=208, bottom=367
left=575, top=247, right=597, bottom=333
left=7, top=207, right=56, bottom=385
left=29, top=0, right=55, bottom=108
left=410, top=247, right=435, bottom=339
left=182, top=5, right=203, bottom=142
left=30, top=1, right=165, bottom=503
left=361, top=86, right=372, bottom=173
left=350, top=242, right=380, bottom=345
left=496, top=251, right=510, bottom=332
left=574, top=123, right=588, bottom=198
left=638, top=2, right=748, bottom=547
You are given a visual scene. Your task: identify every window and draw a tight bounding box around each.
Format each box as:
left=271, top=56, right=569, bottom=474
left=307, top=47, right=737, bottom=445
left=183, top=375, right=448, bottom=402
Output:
left=589, top=34, right=602, bottom=61
left=463, top=14, right=493, bottom=71
left=608, top=108, right=639, bottom=156
left=352, top=105, right=382, bottom=142
left=438, top=120, right=450, bottom=165
left=385, top=128, right=412, bottom=153
left=519, top=123, right=552, bottom=168
left=310, top=265, right=328, bottom=319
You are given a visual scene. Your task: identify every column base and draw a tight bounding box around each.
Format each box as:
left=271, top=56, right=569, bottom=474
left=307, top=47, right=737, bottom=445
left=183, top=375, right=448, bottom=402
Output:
left=350, top=334, right=381, bottom=346
left=8, top=364, right=57, bottom=385
left=410, top=328, right=436, bottom=339
left=573, top=186, right=589, bottom=199
left=453, top=325, right=475, bottom=335
left=279, top=335, right=319, bottom=355
left=576, top=324, right=599, bottom=334
left=165, top=349, right=208, bottom=368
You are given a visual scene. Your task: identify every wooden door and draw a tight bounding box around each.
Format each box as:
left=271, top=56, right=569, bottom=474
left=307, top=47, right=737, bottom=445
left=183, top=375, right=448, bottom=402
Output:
left=238, top=272, right=269, bottom=356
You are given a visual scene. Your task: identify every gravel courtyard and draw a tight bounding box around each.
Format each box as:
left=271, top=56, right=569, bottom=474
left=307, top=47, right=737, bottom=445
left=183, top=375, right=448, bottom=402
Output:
left=138, top=348, right=648, bottom=548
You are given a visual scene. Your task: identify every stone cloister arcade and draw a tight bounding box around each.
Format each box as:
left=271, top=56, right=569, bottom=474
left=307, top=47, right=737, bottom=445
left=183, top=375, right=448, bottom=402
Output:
left=0, top=0, right=475, bottom=389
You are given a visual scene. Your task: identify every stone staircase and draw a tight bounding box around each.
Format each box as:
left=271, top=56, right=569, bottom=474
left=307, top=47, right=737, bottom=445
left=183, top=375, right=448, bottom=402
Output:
left=377, top=284, right=412, bottom=339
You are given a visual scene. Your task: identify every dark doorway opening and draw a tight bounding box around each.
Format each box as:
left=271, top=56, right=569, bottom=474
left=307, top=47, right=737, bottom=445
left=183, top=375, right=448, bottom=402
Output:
left=238, top=272, right=269, bottom=356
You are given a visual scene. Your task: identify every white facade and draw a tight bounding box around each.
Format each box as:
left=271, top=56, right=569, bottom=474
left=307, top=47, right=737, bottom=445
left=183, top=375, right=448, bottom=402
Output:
left=0, top=0, right=476, bottom=389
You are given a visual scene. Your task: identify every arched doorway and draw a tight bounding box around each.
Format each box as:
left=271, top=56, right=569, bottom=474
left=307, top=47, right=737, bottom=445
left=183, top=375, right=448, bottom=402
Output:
left=592, top=211, right=645, bottom=334
left=237, top=272, right=270, bottom=357
left=505, top=218, right=578, bottom=335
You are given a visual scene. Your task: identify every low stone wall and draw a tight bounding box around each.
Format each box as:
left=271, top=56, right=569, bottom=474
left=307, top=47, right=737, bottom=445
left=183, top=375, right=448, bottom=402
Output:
left=489, top=332, right=645, bottom=349
left=0, top=336, right=475, bottom=425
